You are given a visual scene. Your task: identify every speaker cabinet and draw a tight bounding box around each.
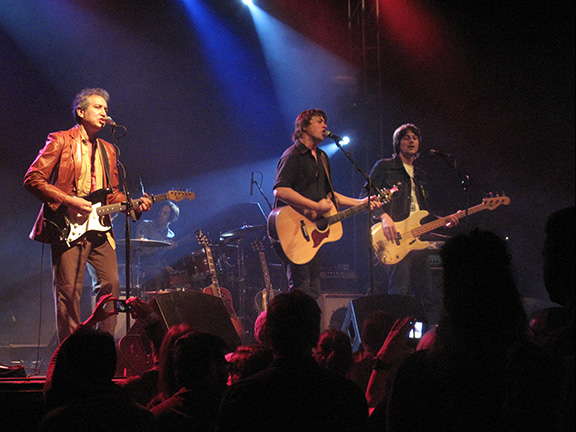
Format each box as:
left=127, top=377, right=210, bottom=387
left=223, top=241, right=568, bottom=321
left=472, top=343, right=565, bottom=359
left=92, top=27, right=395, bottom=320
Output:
left=342, top=294, right=427, bottom=351
left=151, top=291, right=241, bottom=353
left=318, top=293, right=364, bottom=331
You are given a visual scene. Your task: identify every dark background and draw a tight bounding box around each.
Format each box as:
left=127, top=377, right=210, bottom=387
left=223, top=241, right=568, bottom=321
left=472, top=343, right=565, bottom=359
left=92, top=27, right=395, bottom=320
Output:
left=1, top=0, right=573, bottom=350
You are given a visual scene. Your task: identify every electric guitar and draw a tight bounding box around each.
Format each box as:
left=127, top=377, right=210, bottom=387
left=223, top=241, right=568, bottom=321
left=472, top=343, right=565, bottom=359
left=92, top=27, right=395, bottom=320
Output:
left=252, top=241, right=282, bottom=314
left=44, top=188, right=196, bottom=247
left=196, top=230, right=244, bottom=339
left=371, top=195, right=511, bottom=265
left=267, top=187, right=398, bottom=265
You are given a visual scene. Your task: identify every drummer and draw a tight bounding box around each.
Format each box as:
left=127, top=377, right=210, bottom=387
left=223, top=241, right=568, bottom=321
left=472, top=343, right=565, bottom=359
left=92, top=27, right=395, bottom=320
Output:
left=135, top=201, right=181, bottom=291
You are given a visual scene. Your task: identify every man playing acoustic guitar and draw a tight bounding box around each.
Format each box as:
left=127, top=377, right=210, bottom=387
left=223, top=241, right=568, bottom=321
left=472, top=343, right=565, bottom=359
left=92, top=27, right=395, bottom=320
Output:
left=24, top=88, right=152, bottom=342
left=272, top=109, right=381, bottom=299
left=364, top=124, right=459, bottom=325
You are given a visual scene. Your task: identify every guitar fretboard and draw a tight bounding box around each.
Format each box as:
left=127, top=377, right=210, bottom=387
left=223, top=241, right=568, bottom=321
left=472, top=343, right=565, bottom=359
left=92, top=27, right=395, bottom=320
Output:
left=320, top=187, right=398, bottom=227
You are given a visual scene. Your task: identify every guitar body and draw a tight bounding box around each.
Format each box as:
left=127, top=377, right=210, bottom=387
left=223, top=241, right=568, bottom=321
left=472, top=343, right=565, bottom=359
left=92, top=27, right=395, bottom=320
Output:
left=43, top=188, right=112, bottom=246
left=371, top=195, right=511, bottom=265
left=203, top=285, right=245, bottom=340
left=42, top=188, right=195, bottom=247
left=371, top=210, right=430, bottom=265
left=196, top=230, right=244, bottom=340
left=268, top=205, right=343, bottom=265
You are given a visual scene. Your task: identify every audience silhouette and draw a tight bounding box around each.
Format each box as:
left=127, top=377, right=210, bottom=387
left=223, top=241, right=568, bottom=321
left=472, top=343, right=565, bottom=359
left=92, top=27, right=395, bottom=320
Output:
left=40, top=325, right=154, bottom=432
left=384, top=229, right=561, bottom=432
left=539, top=206, right=575, bottom=432
left=313, top=328, right=354, bottom=377
left=216, top=289, right=368, bottom=432
left=150, top=331, right=228, bottom=432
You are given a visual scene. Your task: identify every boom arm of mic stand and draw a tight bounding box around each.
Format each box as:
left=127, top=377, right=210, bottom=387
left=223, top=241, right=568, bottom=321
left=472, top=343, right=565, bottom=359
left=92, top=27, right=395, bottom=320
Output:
left=254, top=180, right=273, bottom=212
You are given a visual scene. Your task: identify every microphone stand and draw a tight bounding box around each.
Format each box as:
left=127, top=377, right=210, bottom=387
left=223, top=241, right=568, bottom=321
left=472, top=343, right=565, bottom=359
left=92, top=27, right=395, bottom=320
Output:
left=432, top=153, right=471, bottom=230
left=111, top=124, right=134, bottom=332
left=251, top=173, right=273, bottom=213
left=329, top=137, right=385, bottom=297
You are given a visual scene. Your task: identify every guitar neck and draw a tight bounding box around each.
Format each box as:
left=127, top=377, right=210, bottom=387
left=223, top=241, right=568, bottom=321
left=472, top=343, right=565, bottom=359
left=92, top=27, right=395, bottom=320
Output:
left=96, top=194, right=167, bottom=218
left=203, top=245, right=222, bottom=292
left=258, top=251, right=273, bottom=296
left=323, top=188, right=396, bottom=227
left=412, top=203, right=488, bottom=237
left=324, top=200, right=370, bottom=226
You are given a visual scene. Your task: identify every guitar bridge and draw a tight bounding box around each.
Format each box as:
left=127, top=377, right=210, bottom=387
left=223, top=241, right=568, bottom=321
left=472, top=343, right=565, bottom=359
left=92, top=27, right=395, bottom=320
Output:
left=300, top=220, right=310, bottom=242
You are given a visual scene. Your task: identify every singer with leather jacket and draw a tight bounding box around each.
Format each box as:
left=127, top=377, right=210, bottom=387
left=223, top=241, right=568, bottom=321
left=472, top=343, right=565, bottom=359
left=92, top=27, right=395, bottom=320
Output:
left=24, top=88, right=152, bottom=342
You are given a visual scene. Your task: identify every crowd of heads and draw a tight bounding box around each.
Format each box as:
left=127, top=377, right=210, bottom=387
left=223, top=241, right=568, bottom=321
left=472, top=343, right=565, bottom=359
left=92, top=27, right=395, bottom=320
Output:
left=38, top=206, right=574, bottom=431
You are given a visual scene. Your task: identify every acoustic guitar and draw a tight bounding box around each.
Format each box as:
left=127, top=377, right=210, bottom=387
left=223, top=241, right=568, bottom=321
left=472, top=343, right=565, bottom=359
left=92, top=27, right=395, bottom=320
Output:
left=267, top=186, right=398, bottom=265
left=195, top=230, right=244, bottom=339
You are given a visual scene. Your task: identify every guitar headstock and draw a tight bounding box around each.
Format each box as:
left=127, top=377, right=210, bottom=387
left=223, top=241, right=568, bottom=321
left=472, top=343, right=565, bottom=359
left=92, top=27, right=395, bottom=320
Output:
left=482, top=193, right=511, bottom=210
left=166, top=190, right=196, bottom=202
left=251, top=240, right=265, bottom=253
left=195, top=229, right=210, bottom=247
left=377, top=185, right=399, bottom=204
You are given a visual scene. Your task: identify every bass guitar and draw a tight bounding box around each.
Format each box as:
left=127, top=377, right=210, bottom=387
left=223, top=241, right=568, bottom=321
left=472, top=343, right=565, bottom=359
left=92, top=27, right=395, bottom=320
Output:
left=371, top=195, right=511, bottom=265
left=252, top=241, right=282, bottom=314
left=267, top=187, right=398, bottom=265
left=44, top=188, right=196, bottom=247
left=195, top=230, right=244, bottom=340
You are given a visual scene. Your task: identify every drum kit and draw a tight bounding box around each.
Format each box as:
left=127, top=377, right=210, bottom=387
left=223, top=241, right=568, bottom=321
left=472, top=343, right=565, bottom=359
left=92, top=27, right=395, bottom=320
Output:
left=118, top=224, right=279, bottom=318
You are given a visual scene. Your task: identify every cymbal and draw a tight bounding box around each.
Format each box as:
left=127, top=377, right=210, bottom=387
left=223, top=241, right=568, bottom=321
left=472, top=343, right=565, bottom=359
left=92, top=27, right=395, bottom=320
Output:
left=220, top=224, right=266, bottom=240
left=116, top=238, right=171, bottom=248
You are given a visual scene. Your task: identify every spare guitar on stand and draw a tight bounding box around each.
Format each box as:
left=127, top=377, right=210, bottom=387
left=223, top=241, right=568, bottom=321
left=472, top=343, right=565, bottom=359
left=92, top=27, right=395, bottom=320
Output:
left=195, top=230, right=244, bottom=340
left=252, top=240, right=282, bottom=314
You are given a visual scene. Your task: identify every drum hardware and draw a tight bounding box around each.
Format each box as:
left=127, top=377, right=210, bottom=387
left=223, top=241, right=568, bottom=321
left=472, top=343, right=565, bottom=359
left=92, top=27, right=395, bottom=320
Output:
left=219, top=225, right=266, bottom=321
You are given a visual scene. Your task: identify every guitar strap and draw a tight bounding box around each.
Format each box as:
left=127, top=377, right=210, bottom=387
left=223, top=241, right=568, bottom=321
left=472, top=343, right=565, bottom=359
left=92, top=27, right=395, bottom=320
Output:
left=97, top=139, right=112, bottom=188
left=319, top=152, right=339, bottom=210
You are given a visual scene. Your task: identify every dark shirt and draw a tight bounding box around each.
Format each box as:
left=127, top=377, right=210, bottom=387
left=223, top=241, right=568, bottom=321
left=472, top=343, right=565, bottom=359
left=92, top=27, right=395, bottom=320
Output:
left=386, top=341, right=561, bottom=432
left=363, top=156, right=429, bottom=221
left=217, top=354, right=368, bottom=432
left=40, top=385, right=155, bottom=432
left=151, top=387, right=221, bottom=432
left=273, top=140, right=332, bottom=207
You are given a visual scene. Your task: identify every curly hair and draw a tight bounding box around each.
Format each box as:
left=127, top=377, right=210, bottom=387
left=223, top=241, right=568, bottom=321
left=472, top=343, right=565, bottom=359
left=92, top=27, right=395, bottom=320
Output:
left=72, top=88, right=110, bottom=124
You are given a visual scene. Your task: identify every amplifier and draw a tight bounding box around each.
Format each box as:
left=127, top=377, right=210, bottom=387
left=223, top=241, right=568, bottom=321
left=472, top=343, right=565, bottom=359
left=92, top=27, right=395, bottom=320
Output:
left=320, top=265, right=358, bottom=292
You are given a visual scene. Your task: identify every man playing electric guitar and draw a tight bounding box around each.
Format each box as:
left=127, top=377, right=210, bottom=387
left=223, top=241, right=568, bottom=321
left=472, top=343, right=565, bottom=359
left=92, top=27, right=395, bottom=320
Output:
left=272, top=109, right=381, bottom=299
left=24, top=88, right=152, bottom=342
left=363, top=124, right=459, bottom=325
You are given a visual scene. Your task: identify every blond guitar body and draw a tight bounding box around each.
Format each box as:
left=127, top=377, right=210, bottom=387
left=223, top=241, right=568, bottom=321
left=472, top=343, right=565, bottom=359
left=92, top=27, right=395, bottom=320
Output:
left=267, top=187, right=398, bottom=265
left=371, top=210, right=431, bottom=265
left=371, top=196, right=511, bottom=265
left=268, top=205, right=343, bottom=265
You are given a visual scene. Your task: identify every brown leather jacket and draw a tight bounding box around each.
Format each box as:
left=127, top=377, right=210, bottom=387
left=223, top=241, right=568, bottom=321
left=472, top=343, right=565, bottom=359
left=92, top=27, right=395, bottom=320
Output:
left=24, top=125, right=125, bottom=243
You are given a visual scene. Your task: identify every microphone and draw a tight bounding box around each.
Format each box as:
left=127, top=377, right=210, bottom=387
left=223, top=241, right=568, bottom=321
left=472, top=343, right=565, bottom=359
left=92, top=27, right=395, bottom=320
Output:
left=104, top=116, right=117, bottom=126
left=428, top=149, right=453, bottom=158
left=324, top=130, right=343, bottom=143
left=250, top=171, right=254, bottom=196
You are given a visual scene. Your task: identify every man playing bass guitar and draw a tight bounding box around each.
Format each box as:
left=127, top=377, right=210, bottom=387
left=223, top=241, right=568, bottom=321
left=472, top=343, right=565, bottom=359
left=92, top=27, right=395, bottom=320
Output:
left=363, top=124, right=459, bottom=325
